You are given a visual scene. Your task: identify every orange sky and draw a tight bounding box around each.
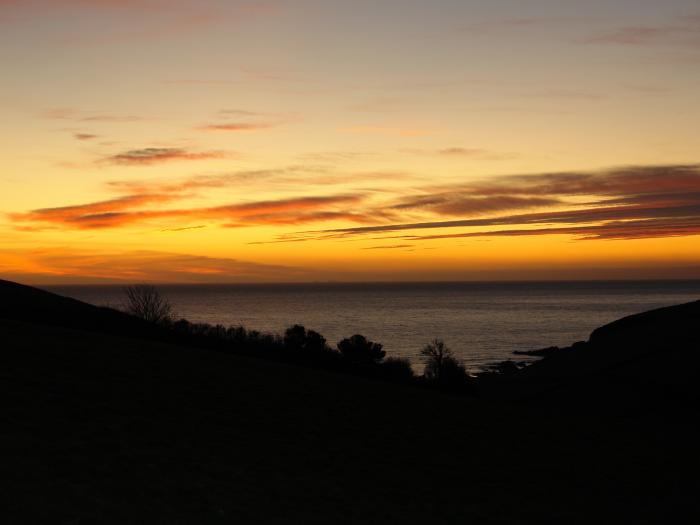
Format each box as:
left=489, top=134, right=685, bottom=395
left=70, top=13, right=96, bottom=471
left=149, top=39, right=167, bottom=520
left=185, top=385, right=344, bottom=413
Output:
left=1, top=1, right=699, bottom=283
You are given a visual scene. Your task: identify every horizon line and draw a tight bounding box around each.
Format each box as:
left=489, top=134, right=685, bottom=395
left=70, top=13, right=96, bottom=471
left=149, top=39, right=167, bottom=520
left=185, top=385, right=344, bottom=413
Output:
left=34, top=277, right=700, bottom=287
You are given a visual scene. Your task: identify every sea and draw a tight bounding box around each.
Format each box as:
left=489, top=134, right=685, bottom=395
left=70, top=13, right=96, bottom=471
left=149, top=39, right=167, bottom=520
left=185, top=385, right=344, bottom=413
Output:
left=47, top=281, right=700, bottom=371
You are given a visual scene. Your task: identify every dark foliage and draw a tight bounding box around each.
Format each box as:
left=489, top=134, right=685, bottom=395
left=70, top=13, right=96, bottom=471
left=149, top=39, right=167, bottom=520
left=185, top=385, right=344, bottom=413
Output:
left=337, top=334, right=386, bottom=364
left=284, top=324, right=331, bottom=355
left=379, top=357, right=415, bottom=382
left=479, top=360, right=524, bottom=376
left=171, top=319, right=283, bottom=356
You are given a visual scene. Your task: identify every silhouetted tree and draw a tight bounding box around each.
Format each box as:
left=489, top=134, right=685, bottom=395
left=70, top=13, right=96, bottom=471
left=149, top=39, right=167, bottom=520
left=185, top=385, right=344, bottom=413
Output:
left=337, top=334, right=385, bottom=364
left=421, top=338, right=469, bottom=385
left=124, top=285, right=173, bottom=325
left=284, top=325, right=330, bottom=354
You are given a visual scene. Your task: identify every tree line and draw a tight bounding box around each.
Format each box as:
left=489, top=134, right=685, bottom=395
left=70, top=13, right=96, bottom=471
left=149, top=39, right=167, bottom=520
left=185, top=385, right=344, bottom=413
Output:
left=123, top=284, right=476, bottom=394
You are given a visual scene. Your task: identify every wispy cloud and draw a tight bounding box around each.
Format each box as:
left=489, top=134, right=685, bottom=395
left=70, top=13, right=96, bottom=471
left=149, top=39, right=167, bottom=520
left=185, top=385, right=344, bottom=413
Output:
left=9, top=194, right=181, bottom=229
left=105, top=166, right=413, bottom=194
left=160, top=225, right=205, bottom=232
left=217, top=109, right=265, bottom=118
left=42, top=108, right=143, bottom=122
left=105, top=166, right=329, bottom=194
left=361, top=244, right=415, bottom=250
left=430, top=147, right=519, bottom=160
left=391, top=194, right=561, bottom=216
left=197, top=122, right=275, bottom=132
left=295, top=151, right=373, bottom=163
left=585, top=14, right=700, bottom=49
left=73, top=133, right=98, bottom=141
left=399, top=217, right=700, bottom=242
left=195, top=106, right=289, bottom=133
left=342, top=126, right=434, bottom=137
left=81, top=115, right=142, bottom=123
left=398, top=147, right=518, bottom=161
left=104, top=147, right=227, bottom=165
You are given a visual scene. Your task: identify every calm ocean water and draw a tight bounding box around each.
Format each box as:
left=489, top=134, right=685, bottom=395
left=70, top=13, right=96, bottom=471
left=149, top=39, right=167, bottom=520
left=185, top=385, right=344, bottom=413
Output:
left=47, top=281, right=700, bottom=370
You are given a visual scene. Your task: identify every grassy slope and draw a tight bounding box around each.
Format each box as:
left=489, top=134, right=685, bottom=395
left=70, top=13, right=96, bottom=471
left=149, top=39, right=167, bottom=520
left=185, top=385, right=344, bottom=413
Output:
left=3, top=317, right=699, bottom=524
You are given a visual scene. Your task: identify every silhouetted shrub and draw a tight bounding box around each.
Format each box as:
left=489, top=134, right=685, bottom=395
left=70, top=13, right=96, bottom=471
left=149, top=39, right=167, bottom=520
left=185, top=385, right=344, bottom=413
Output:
left=480, top=360, right=522, bottom=375
left=337, top=334, right=385, bottom=364
left=380, top=357, right=415, bottom=382
left=284, top=325, right=331, bottom=355
left=124, top=285, right=173, bottom=325
left=170, top=318, right=282, bottom=355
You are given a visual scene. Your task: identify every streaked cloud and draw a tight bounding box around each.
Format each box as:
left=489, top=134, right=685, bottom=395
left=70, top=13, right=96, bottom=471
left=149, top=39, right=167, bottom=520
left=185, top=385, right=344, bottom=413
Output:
left=295, top=151, right=374, bottom=163
left=105, top=166, right=414, bottom=194
left=342, top=126, right=434, bottom=137
left=218, top=109, right=265, bottom=117
left=391, top=194, right=561, bottom=216
left=9, top=194, right=182, bottom=229
left=276, top=164, right=700, bottom=242
left=430, top=147, right=519, bottom=160
left=362, top=244, right=415, bottom=250
left=398, top=147, right=518, bottom=161
left=73, top=133, right=98, bottom=141
left=396, top=217, right=700, bottom=242
left=197, top=122, right=275, bottom=132
left=42, top=108, right=142, bottom=122
left=106, top=166, right=330, bottom=194
left=13, top=163, right=700, bottom=240
left=10, top=193, right=370, bottom=230
left=104, top=147, right=226, bottom=165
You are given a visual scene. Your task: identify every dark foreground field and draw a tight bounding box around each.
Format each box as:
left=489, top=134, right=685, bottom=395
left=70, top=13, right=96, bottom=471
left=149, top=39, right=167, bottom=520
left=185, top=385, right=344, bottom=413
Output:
left=1, top=280, right=699, bottom=524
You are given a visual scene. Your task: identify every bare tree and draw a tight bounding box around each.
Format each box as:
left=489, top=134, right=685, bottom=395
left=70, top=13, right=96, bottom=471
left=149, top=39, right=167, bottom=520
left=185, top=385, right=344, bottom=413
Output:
left=123, top=285, right=173, bottom=325
left=421, top=338, right=467, bottom=383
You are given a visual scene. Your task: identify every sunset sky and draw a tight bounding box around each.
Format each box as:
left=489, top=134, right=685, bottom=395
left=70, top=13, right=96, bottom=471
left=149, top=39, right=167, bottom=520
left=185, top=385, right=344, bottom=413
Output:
left=1, top=0, right=699, bottom=283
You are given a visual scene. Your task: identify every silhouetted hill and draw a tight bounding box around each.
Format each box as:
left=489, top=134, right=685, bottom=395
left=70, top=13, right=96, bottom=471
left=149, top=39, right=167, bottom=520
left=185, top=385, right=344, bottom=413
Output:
left=2, top=279, right=699, bottom=523
left=485, top=300, right=700, bottom=404
left=0, top=278, right=160, bottom=338
left=590, top=299, right=700, bottom=350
